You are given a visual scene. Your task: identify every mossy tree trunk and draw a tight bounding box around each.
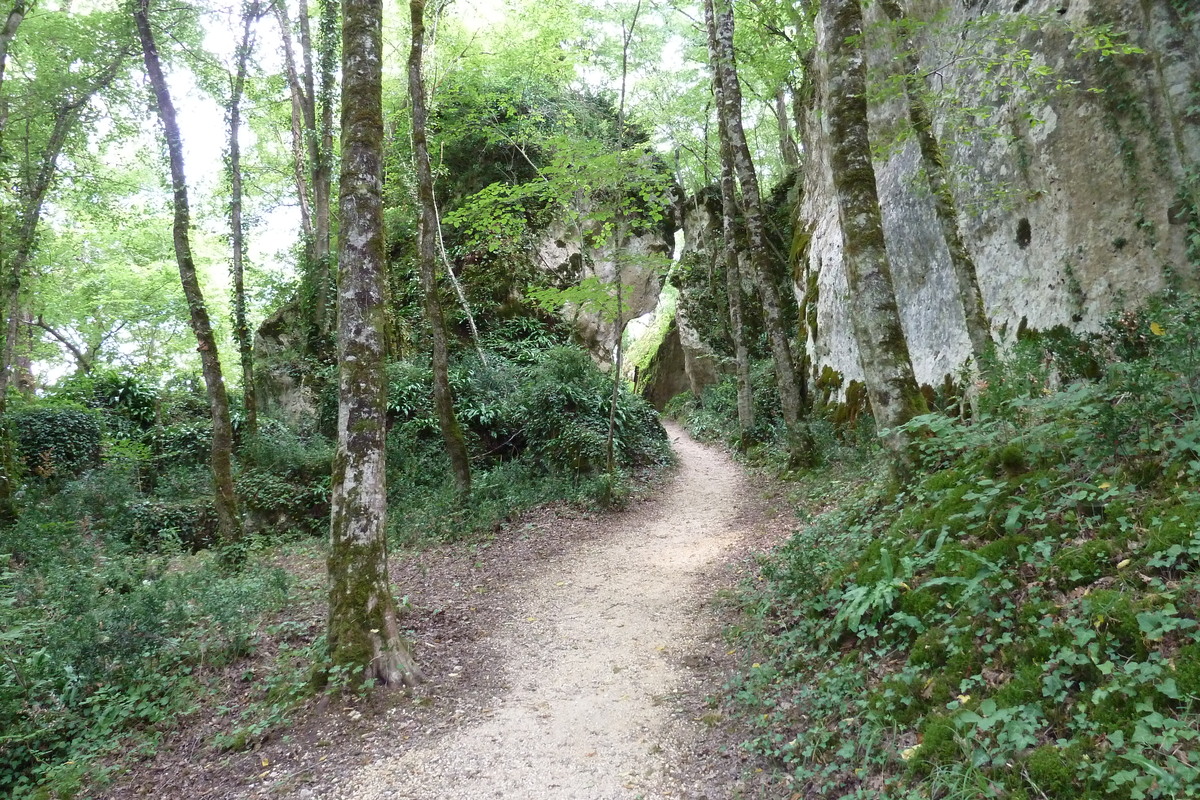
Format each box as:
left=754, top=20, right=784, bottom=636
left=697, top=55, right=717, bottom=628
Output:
left=706, top=0, right=810, bottom=462
left=273, top=0, right=337, bottom=343
left=327, top=0, right=418, bottom=686
left=135, top=0, right=243, bottom=552
left=821, top=0, right=927, bottom=471
left=718, top=134, right=755, bottom=444
left=409, top=0, right=471, bottom=497
left=879, top=0, right=990, bottom=367
left=311, top=0, right=337, bottom=338
left=229, top=0, right=260, bottom=437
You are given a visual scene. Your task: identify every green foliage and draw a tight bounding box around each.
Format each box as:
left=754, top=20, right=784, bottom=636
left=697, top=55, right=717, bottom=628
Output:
left=0, top=543, right=291, bottom=796
left=10, top=407, right=101, bottom=483
left=236, top=422, right=332, bottom=536
left=384, top=345, right=669, bottom=545
left=724, top=290, right=1200, bottom=798
left=54, top=370, right=159, bottom=429
left=670, top=365, right=877, bottom=472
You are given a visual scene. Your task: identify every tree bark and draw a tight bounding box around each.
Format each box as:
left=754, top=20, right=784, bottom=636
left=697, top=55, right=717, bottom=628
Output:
left=705, top=0, right=809, bottom=461
left=134, top=0, right=243, bottom=553
left=0, top=0, right=25, bottom=134
left=327, top=0, right=418, bottom=686
left=822, top=0, right=926, bottom=472
left=775, top=87, right=800, bottom=170
left=717, top=137, right=755, bottom=443
left=313, top=0, right=338, bottom=337
left=273, top=0, right=315, bottom=246
left=605, top=1, right=641, bottom=476
left=409, top=0, right=471, bottom=496
left=879, top=0, right=990, bottom=366
left=273, top=0, right=335, bottom=342
left=229, top=0, right=260, bottom=436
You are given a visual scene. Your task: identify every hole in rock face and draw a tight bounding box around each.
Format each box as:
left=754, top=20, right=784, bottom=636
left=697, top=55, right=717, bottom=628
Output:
left=1012, top=0, right=1028, bottom=10
left=1016, top=218, right=1032, bottom=249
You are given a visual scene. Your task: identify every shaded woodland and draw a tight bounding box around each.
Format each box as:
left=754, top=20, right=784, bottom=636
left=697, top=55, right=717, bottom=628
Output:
left=1, top=0, right=1199, bottom=797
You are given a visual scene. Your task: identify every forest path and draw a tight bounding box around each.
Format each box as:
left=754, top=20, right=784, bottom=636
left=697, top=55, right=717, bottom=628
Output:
left=328, top=421, right=757, bottom=799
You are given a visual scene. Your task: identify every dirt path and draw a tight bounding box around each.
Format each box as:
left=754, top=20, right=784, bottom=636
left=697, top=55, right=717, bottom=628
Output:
left=98, top=422, right=780, bottom=799
left=323, top=421, right=757, bottom=799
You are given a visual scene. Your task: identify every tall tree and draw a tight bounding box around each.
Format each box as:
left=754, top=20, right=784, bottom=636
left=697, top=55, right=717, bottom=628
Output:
left=273, top=0, right=337, bottom=342
left=717, top=137, right=755, bottom=445
left=327, top=0, right=418, bottom=685
left=604, top=0, right=641, bottom=475
left=821, top=0, right=926, bottom=472
left=134, top=0, right=243, bottom=552
left=409, top=0, right=471, bottom=496
left=0, top=1, right=25, bottom=134
left=0, top=10, right=129, bottom=515
left=705, top=0, right=809, bottom=462
left=228, top=0, right=262, bottom=437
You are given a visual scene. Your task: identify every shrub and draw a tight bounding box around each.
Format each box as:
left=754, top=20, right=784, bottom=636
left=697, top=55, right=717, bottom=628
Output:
left=512, top=347, right=667, bottom=473
left=723, top=290, right=1200, bottom=799
left=0, top=552, right=290, bottom=796
left=10, top=407, right=101, bottom=483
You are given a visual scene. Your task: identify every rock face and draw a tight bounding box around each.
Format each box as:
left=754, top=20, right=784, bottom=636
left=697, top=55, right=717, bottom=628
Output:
left=797, top=0, right=1200, bottom=395
left=253, top=301, right=320, bottom=431
left=673, top=192, right=728, bottom=396
left=535, top=222, right=669, bottom=367
left=640, top=320, right=692, bottom=410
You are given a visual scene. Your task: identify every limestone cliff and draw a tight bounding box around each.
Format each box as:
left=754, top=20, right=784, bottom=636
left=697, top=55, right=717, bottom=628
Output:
left=535, top=220, right=670, bottom=366
left=797, top=0, right=1200, bottom=395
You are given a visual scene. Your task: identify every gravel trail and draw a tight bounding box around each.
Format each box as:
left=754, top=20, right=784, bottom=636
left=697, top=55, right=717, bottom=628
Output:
left=334, top=421, right=752, bottom=799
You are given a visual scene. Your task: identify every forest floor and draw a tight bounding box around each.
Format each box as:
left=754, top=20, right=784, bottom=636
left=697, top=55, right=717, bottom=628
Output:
left=99, top=422, right=794, bottom=799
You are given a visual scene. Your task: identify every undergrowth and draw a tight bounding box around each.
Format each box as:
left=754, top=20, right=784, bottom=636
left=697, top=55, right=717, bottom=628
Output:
left=385, top=345, right=671, bottom=546
left=667, top=358, right=879, bottom=475
left=0, top=339, right=669, bottom=795
left=726, top=291, right=1200, bottom=799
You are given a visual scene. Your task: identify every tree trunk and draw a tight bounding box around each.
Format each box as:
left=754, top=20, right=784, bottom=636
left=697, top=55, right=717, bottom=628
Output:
left=229, top=0, right=260, bottom=436
left=409, top=0, right=471, bottom=496
left=879, top=0, right=990, bottom=366
left=273, top=0, right=315, bottom=246
left=775, top=87, right=800, bottom=170
left=0, top=55, right=122, bottom=517
left=1, top=94, right=92, bottom=403
left=312, top=0, right=338, bottom=338
left=274, top=0, right=336, bottom=342
left=327, top=0, right=418, bottom=686
left=718, top=137, right=755, bottom=444
left=706, top=0, right=810, bottom=462
left=134, top=0, right=243, bottom=553
left=605, top=1, right=641, bottom=476
left=821, top=0, right=926, bottom=472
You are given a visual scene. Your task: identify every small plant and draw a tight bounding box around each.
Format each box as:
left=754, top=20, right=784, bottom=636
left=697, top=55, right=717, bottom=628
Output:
left=722, top=289, right=1200, bottom=799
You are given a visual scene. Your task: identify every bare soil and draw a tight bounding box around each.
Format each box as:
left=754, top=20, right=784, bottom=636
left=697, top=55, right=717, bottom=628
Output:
left=99, top=421, right=794, bottom=799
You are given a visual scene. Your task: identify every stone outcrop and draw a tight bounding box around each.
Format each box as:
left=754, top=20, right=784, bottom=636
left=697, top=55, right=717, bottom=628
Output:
left=797, top=0, right=1200, bottom=395
left=639, top=319, right=691, bottom=410
left=253, top=301, right=320, bottom=431
left=535, top=222, right=668, bottom=366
